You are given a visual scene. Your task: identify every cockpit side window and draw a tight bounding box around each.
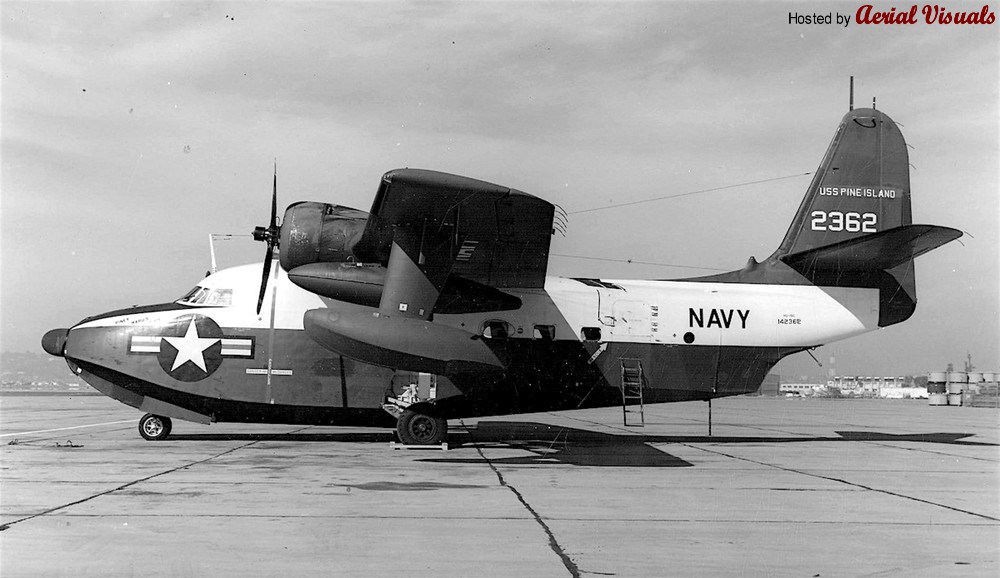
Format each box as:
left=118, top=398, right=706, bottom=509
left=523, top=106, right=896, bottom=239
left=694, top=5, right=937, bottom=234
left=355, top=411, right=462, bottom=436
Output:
left=179, top=287, right=206, bottom=303
left=177, top=286, right=233, bottom=307
left=203, top=288, right=232, bottom=306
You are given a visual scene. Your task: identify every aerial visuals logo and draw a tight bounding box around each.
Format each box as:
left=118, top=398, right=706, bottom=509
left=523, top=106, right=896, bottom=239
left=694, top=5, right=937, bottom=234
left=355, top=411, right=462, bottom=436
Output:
left=855, top=4, right=995, bottom=24
left=787, top=4, right=996, bottom=26
left=128, top=314, right=254, bottom=381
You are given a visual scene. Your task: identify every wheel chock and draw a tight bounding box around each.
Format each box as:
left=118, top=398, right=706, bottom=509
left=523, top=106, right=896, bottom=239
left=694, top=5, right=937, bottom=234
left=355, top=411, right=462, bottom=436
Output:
left=389, top=441, right=449, bottom=451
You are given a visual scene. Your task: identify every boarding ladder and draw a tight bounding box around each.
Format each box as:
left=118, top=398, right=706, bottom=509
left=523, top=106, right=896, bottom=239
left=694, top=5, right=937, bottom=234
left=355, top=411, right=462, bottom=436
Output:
left=620, top=358, right=645, bottom=427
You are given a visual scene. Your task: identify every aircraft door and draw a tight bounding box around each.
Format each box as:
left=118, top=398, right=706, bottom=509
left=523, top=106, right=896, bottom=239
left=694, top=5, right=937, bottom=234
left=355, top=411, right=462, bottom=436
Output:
left=595, top=288, right=652, bottom=341
left=610, top=300, right=652, bottom=339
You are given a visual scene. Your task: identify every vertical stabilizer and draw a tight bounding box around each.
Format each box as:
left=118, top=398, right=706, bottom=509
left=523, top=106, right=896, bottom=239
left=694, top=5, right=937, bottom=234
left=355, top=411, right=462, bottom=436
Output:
left=773, top=108, right=912, bottom=259
left=771, top=108, right=961, bottom=327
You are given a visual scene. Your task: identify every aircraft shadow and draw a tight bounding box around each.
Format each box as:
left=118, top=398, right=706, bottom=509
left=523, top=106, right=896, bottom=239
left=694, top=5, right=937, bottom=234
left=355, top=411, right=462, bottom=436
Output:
left=168, top=432, right=395, bottom=443
left=832, top=431, right=997, bottom=446
left=423, top=422, right=996, bottom=468
left=438, top=423, right=693, bottom=467
left=165, top=423, right=994, bottom=469
left=449, top=422, right=996, bottom=447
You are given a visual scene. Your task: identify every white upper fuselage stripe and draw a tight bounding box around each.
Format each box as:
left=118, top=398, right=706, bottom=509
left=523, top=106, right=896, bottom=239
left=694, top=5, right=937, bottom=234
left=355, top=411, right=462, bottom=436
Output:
left=538, top=277, right=879, bottom=348
left=78, top=264, right=881, bottom=354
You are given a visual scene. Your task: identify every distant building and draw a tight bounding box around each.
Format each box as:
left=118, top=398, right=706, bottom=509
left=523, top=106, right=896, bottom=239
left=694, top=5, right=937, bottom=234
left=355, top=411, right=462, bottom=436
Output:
left=827, top=375, right=924, bottom=398
left=779, top=383, right=817, bottom=396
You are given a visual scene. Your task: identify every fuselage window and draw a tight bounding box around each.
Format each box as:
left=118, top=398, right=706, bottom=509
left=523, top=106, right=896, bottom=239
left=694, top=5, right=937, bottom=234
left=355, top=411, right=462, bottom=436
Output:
left=533, top=325, right=555, bottom=340
left=581, top=327, right=602, bottom=342
left=482, top=320, right=511, bottom=339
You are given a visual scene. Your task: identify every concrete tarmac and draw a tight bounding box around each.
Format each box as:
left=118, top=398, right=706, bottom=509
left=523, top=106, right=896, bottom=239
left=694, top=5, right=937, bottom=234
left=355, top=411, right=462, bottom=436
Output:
left=1, top=395, right=997, bottom=577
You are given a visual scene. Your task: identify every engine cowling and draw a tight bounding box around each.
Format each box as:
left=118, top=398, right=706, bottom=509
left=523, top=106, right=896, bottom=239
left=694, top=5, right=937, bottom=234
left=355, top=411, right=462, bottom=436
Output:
left=279, top=202, right=370, bottom=271
left=278, top=200, right=522, bottom=314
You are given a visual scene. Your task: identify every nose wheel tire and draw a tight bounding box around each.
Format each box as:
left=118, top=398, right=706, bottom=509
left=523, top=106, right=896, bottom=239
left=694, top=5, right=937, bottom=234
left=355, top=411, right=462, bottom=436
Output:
left=139, top=413, right=173, bottom=441
left=396, top=410, right=447, bottom=446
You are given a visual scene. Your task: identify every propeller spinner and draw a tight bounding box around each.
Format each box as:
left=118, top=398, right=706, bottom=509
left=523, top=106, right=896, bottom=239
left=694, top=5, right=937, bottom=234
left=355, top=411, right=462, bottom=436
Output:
left=252, top=168, right=280, bottom=314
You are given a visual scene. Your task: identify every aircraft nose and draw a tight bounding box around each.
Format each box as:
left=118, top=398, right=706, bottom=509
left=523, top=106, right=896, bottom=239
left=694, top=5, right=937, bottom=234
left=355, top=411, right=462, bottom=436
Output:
left=42, top=328, right=70, bottom=357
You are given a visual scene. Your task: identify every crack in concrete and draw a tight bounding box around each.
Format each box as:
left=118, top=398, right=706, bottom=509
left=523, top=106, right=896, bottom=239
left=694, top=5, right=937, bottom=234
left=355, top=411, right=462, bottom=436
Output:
left=541, top=412, right=999, bottom=523
left=0, top=428, right=309, bottom=532
left=684, top=444, right=1000, bottom=522
left=852, top=439, right=1000, bottom=463
left=463, top=422, right=581, bottom=578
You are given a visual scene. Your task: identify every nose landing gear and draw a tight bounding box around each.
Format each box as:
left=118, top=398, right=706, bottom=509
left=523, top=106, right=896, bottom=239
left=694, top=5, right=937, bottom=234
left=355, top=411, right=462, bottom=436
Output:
left=139, top=413, right=173, bottom=441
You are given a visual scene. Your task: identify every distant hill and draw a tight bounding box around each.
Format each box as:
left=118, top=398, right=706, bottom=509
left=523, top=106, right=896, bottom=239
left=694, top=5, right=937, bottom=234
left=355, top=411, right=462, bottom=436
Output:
left=1, top=351, right=84, bottom=388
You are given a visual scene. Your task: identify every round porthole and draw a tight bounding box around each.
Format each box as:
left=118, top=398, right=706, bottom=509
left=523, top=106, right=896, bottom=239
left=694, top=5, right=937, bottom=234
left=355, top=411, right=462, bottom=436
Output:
left=683, top=332, right=695, bottom=344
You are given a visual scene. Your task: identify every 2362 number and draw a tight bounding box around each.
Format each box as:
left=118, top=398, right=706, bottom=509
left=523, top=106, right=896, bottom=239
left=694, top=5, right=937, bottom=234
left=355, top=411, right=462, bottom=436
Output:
left=810, top=211, right=877, bottom=233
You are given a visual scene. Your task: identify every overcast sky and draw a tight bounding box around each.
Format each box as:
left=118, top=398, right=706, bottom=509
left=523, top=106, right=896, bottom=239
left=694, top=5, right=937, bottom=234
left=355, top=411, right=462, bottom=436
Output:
left=2, top=1, right=997, bottom=379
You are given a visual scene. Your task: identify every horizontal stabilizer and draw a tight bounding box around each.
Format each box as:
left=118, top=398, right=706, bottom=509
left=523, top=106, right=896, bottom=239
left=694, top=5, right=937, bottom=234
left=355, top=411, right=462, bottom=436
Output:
left=782, top=224, right=962, bottom=278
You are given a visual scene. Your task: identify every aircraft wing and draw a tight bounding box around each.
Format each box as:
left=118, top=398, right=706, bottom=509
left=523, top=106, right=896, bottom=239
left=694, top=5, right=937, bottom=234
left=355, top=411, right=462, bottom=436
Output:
left=352, top=169, right=556, bottom=319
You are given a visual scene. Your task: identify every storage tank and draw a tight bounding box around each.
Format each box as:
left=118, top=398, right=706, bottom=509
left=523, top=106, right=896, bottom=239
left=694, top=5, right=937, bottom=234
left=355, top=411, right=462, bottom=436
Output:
left=946, top=371, right=967, bottom=395
left=927, top=371, right=947, bottom=395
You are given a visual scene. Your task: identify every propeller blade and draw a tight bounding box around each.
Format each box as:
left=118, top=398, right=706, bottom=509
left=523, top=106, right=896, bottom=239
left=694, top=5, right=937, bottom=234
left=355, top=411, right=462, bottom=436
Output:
left=255, top=164, right=280, bottom=315
left=270, top=166, right=278, bottom=229
left=256, top=245, right=273, bottom=315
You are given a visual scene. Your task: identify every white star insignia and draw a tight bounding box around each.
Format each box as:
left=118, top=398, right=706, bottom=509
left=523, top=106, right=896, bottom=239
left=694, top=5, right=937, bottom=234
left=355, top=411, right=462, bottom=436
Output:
left=163, top=318, right=219, bottom=372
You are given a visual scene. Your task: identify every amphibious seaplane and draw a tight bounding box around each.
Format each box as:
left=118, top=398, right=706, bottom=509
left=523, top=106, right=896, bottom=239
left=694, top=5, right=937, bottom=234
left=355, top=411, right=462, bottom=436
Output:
left=43, top=106, right=961, bottom=444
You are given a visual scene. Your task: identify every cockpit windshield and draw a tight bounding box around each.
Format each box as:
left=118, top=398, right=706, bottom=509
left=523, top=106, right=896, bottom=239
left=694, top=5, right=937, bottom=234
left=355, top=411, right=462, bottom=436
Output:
left=177, top=286, right=233, bottom=307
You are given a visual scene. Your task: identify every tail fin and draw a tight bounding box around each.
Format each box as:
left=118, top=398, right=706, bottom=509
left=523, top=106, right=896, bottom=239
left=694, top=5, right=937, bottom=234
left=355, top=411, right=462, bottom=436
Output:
left=775, top=108, right=913, bottom=258
left=773, top=108, right=961, bottom=326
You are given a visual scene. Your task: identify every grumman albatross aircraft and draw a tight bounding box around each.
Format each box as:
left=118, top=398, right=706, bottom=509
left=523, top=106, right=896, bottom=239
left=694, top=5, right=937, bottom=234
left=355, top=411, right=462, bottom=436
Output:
left=42, top=107, right=961, bottom=444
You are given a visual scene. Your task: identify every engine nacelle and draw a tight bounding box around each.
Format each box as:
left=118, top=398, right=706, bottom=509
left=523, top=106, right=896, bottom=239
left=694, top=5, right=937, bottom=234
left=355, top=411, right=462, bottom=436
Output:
left=279, top=202, right=370, bottom=271
left=285, top=261, right=522, bottom=313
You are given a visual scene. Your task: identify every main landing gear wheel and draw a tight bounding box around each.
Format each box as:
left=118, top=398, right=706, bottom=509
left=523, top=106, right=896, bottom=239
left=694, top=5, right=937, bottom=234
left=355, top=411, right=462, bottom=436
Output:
left=139, top=413, right=173, bottom=441
left=396, top=410, right=447, bottom=446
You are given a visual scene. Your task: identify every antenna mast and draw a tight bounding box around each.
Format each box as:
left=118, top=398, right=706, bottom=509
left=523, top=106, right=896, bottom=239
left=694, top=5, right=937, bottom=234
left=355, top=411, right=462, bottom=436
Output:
left=849, top=76, right=854, bottom=111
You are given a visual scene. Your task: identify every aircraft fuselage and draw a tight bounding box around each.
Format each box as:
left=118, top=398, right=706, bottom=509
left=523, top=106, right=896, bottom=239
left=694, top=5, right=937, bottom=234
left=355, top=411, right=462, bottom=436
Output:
left=48, top=262, right=879, bottom=426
